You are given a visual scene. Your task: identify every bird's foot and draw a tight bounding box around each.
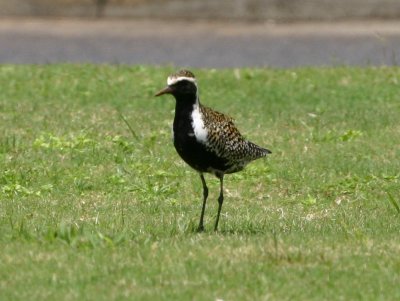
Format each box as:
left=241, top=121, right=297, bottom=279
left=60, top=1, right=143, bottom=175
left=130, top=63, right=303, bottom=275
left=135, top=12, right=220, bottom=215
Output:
left=197, top=225, right=205, bottom=233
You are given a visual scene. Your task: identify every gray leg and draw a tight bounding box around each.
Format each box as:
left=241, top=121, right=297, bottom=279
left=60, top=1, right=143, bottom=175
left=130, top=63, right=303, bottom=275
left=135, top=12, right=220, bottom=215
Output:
left=198, top=173, right=208, bottom=232
left=214, top=175, right=224, bottom=231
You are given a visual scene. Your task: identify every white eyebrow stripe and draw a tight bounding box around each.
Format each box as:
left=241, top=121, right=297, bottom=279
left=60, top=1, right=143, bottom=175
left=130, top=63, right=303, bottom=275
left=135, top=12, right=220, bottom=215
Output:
left=167, top=76, right=197, bottom=86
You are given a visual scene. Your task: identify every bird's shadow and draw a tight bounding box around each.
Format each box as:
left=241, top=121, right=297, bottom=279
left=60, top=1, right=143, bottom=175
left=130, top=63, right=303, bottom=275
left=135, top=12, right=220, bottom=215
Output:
left=184, top=223, right=268, bottom=236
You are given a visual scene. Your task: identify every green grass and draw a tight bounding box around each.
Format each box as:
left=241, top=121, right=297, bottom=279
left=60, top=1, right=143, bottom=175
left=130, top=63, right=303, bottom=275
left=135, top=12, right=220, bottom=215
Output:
left=1, top=65, right=400, bottom=300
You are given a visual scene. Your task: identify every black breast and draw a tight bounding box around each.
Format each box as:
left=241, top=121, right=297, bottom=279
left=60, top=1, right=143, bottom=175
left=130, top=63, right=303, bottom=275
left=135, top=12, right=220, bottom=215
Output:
left=173, top=105, right=230, bottom=173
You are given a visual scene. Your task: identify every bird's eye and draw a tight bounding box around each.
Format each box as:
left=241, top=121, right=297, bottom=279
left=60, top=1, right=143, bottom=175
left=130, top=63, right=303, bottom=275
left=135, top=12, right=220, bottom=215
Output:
left=177, top=81, right=190, bottom=90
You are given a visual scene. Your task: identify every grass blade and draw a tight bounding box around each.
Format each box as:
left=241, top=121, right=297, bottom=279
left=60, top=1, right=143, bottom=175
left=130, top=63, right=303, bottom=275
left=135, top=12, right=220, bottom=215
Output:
left=387, top=192, right=400, bottom=214
left=118, top=111, right=139, bottom=140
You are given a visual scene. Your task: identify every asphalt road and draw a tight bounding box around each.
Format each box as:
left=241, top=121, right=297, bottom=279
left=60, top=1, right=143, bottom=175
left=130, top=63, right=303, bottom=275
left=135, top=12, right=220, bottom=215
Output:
left=1, top=18, right=400, bottom=68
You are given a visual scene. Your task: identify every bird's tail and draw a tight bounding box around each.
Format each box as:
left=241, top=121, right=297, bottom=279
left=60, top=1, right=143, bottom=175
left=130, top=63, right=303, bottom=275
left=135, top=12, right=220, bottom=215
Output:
left=247, top=141, right=271, bottom=160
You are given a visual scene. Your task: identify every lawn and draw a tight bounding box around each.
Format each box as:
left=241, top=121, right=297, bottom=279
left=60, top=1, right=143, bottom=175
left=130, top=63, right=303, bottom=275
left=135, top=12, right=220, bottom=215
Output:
left=0, top=65, right=399, bottom=300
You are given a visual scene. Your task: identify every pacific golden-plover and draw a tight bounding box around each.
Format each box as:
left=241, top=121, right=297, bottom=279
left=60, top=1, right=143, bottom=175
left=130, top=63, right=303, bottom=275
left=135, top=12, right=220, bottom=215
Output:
left=155, top=70, right=271, bottom=231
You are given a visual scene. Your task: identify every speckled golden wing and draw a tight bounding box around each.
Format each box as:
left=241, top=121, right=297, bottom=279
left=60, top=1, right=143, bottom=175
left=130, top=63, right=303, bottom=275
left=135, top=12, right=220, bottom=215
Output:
left=200, top=105, right=269, bottom=163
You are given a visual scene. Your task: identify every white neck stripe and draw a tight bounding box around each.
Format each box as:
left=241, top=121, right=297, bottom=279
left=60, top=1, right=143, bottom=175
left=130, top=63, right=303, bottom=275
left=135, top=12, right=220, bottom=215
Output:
left=167, top=76, right=197, bottom=86
left=191, top=104, right=208, bottom=144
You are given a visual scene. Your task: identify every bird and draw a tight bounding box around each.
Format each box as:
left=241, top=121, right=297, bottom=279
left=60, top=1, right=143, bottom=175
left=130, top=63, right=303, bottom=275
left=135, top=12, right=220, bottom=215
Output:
left=155, top=70, right=271, bottom=231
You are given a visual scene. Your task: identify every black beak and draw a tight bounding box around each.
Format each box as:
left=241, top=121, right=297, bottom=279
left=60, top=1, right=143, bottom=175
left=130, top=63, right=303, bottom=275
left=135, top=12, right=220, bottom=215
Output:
left=155, top=86, right=174, bottom=97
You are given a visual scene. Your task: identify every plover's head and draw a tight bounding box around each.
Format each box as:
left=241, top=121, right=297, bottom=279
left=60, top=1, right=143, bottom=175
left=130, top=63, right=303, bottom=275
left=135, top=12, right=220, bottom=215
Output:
left=155, top=70, right=198, bottom=99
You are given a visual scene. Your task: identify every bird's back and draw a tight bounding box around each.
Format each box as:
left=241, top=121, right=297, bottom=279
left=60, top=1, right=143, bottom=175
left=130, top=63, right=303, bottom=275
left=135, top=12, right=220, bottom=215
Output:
left=200, top=105, right=270, bottom=173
